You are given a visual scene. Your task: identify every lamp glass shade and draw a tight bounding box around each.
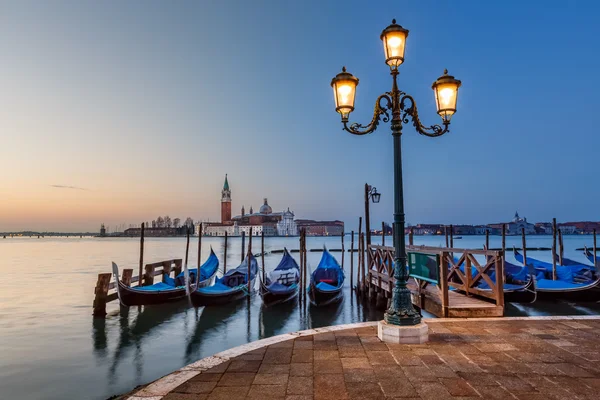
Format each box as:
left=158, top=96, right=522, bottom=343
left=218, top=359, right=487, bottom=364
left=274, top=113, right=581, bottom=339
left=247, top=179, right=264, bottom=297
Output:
left=432, top=70, right=461, bottom=123
left=372, top=192, right=381, bottom=204
left=380, top=20, right=409, bottom=68
left=331, top=68, right=359, bottom=119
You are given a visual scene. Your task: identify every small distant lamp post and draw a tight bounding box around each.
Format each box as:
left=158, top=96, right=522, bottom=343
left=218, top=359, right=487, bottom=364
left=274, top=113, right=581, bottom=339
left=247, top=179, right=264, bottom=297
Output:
left=331, top=19, right=461, bottom=333
left=364, top=184, right=381, bottom=247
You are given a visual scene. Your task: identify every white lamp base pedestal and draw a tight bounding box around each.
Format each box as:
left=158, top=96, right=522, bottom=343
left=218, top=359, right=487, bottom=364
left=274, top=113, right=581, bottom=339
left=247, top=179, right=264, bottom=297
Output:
left=377, top=320, right=429, bottom=344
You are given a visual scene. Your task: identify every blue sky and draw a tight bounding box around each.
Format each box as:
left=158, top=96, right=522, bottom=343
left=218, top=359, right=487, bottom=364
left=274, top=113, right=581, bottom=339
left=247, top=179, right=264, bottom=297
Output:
left=0, top=1, right=599, bottom=231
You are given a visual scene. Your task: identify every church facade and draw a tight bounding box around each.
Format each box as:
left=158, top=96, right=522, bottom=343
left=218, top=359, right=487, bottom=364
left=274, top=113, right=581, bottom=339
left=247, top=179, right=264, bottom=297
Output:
left=201, top=175, right=298, bottom=237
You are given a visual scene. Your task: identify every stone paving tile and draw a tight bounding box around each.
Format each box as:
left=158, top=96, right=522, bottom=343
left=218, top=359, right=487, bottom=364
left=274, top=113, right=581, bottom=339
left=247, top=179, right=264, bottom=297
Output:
left=252, top=373, right=289, bottom=385
left=143, top=319, right=600, bottom=400
left=247, top=384, right=287, bottom=399
left=290, top=363, right=313, bottom=377
left=287, top=376, right=313, bottom=395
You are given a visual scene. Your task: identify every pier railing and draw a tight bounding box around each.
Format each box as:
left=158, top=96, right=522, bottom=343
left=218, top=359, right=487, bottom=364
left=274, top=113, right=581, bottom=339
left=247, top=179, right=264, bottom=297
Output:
left=93, top=258, right=183, bottom=316
left=367, top=245, right=504, bottom=317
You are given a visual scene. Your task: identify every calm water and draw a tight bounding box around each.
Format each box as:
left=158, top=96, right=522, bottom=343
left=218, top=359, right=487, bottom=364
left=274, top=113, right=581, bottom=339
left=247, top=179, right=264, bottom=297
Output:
left=1, top=234, right=599, bottom=400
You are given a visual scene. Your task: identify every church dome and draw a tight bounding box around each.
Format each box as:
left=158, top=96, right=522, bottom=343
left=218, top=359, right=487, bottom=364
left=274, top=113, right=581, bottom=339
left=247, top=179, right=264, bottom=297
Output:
left=259, top=198, right=272, bottom=214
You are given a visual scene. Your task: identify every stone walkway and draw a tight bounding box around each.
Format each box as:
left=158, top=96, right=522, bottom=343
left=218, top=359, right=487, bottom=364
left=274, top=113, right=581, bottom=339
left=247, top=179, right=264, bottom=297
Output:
left=128, top=317, right=600, bottom=399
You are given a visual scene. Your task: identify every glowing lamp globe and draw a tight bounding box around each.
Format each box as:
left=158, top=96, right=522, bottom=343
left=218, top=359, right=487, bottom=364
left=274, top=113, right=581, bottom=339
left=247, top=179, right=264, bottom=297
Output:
left=331, top=67, right=359, bottom=119
left=432, top=69, right=462, bottom=123
left=380, top=19, right=409, bottom=68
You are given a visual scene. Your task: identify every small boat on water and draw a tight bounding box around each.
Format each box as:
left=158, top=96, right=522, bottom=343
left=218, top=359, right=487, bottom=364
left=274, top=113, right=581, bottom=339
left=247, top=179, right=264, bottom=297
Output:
left=260, top=248, right=300, bottom=305
left=191, top=253, right=258, bottom=306
left=452, top=255, right=536, bottom=303
left=112, top=248, right=219, bottom=306
left=308, top=247, right=344, bottom=306
left=514, top=249, right=600, bottom=301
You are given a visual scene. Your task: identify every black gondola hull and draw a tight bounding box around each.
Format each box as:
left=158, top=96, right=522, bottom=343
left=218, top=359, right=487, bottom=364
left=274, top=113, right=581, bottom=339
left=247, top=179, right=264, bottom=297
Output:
left=535, top=285, right=600, bottom=302
left=190, top=278, right=255, bottom=306
left=116, top=275, right=216, bottom=306
left=259, top=282, right=299, bottom=306
left=308, top=282, right=343, bottom=306
left=503, top=279, right=537, bottom=303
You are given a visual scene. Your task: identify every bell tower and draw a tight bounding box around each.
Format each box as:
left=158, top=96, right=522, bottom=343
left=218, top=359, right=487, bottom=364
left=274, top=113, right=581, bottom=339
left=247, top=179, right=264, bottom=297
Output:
left=221, top=174, right=232, bottom=223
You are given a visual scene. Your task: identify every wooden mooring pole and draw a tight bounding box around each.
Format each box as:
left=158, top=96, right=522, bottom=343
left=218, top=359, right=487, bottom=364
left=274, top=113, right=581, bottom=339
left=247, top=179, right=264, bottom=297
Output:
left=360, top=232, right=366, bottom=292
left=449, top=225, right=454, bottom=248
left=552, top=218, right=557, bottom=280
left=184, top=228, right=191, bottom=271
left=594, top=229, right=597, bottom=270
left=521, top=228, right=527, bottom=270
left=341, top=232, right=345, bottom=269
left=558, top=229, right=564, bottom=266
left=485, top=229, right=490, bottom=250
left=261, top=230, right=265, bottom=283
left=241, top=231, right=246, bottom=262
left=350, top=230, right=355, bottom=290
left=502, top=224, right=506, bottom=255
left=93, top=273, right=112, bottom=316
left=364, top=183, right=371, bottom=247
left=357, top=217, right=363, bottom=290
left=247, top=229, right=253, bottom=297
left=409, top=227, right=414, bottom=246
left=138, top=222, right=145, bottom=287
left=196, top=223, right=202, bottom=286
left=223, top=231, right=228, bottom=273
left=444, top=226, right=449, bottom=248
left=381, top=222, right=385, bottom=246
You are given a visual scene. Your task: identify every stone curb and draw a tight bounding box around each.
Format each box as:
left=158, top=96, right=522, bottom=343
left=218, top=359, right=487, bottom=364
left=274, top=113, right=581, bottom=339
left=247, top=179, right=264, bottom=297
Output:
left=126, top=315, right=600, bottom=399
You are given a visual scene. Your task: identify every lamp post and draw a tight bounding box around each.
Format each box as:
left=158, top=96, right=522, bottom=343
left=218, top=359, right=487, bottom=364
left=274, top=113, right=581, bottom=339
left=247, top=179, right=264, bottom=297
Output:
left=365, top=184, right=381, bottom=247
left=331, top=19, right=461, bottom=331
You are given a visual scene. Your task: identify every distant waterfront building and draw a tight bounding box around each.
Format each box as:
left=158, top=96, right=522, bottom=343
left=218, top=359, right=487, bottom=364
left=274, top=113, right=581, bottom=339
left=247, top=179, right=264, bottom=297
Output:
left=100, top=224, right=106, bottom=237
left=295, top=220, right=344, bottom=236
left=489, top=212, right=536, bottom=235
left=276, top=208, right=298, bottom=236
left=202, top=176, right=297, bottom=237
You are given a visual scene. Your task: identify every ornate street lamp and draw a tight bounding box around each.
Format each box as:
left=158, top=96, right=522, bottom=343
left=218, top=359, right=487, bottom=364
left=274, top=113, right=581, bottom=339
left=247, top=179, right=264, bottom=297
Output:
left=331, top=19, right=461, bottom=330
left=367, top=185, right=381, bottom=204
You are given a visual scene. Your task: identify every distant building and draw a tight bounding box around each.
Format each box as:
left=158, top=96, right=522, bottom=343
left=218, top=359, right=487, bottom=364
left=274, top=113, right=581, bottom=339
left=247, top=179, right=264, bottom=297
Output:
left=489, top=212, right=536, bottom=235
left=202, top=176, right=298, bottom=237
left=100, top=224, right=106, bottom=237
left=295, top=220, right=344, bottom=236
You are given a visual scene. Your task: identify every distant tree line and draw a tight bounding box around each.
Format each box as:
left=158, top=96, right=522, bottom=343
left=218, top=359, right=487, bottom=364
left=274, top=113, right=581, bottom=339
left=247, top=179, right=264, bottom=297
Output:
left=150, top=216, right=195, bottom=232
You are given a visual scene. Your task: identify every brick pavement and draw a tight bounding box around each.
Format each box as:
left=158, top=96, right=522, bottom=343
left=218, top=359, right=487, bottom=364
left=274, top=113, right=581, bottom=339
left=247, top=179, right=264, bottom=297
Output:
left=134, top=318, right=600, bottom=399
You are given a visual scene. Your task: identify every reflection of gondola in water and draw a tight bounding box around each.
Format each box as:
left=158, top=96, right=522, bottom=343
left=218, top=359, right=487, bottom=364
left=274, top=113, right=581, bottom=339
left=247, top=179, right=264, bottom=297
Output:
left=258, top=298, right=298, bottom=338
left=184, top=301, right=248, bottom=364
left=308, top=296, right=344, bottom=329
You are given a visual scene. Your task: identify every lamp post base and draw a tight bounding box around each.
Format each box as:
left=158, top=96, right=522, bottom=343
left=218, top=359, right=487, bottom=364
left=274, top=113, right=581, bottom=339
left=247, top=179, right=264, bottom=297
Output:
left=377, top=320, right=429, bottom=344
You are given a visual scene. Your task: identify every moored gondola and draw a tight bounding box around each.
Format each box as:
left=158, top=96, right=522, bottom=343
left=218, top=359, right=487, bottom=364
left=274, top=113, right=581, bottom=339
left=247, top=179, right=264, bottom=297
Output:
left=260, top=248, right=300, bottom=305
left=112, top=248, right=219, bottom=306
left=514, top=249, right=600, bottom=301
left=308, top=247, right=344, bottom=306
left=191, top=253, right=258, bottom=306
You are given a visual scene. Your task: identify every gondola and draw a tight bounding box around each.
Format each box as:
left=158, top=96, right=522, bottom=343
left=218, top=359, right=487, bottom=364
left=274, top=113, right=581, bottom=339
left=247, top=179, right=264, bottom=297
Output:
left=308, top=247, right=344, bottom=306
left=260, top=248, right=300, bottom=305
left=452, top=255, right=536, bottom=303
left=514, top=249, right=600, bottom=301
left=111, top=248, right=219, bottom=306
left=584, top=247, right=599, bottom=267
left=190, top=253, right=258, bottom=306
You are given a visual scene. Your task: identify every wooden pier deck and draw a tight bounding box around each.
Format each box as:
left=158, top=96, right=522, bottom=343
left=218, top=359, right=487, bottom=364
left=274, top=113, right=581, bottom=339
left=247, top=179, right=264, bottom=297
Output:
left=363, top=245, right=506, bottom=318
left=407, top=280, right=503, bottom=318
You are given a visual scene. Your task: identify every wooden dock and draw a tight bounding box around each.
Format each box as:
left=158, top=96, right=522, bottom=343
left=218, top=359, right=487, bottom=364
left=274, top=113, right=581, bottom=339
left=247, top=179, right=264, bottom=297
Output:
left=362, top=244, right=505, bottom=318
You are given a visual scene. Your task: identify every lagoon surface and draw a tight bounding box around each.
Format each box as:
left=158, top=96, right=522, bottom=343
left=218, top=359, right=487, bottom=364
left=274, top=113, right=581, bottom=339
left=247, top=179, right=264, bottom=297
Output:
left=1, top=234, right=599, bottom=400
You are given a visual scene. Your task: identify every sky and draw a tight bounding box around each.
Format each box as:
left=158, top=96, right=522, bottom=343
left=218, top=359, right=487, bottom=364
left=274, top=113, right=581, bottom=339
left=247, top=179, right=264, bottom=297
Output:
left=1, top=0, right=599, bottom=232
